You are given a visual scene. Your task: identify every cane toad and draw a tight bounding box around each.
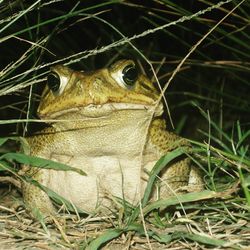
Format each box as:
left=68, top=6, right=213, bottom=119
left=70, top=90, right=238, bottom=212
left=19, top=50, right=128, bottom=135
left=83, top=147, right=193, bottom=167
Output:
left=22, top=59, right=203, bottom=217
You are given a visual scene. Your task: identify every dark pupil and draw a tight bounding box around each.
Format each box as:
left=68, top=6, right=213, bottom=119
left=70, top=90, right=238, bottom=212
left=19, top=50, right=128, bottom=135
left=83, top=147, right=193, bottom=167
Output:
left=122, top=65, right=138, bottom=86
left=47, top=72, right=60, bottom=92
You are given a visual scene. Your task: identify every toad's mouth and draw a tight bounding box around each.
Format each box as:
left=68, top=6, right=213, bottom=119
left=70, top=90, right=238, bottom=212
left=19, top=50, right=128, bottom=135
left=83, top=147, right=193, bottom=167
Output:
left=38, top=102, right=163, bottom=120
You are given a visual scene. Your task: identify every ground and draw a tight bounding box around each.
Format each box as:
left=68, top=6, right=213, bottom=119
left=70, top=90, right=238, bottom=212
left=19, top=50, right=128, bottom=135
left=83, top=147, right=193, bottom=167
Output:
left=0, top=184, right=249, bottom=250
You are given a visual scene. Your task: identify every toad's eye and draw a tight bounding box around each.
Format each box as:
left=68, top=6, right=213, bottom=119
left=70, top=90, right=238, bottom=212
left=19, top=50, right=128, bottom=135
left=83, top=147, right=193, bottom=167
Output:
left=47, top=71, right=68, bottom=95
left=111, top=63, right=138, bottom=89
left=122, top=64, right=138, bottom=88
left=47, top=72, right=60, bottom=92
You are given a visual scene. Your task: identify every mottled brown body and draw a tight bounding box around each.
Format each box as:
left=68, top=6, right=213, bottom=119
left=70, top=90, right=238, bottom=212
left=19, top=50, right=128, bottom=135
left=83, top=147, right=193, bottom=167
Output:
left=22, top=60, right=203, bottom=218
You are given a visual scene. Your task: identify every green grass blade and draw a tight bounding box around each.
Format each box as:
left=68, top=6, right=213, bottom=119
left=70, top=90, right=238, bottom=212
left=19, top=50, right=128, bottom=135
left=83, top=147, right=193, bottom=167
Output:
left=1, top=152, right=86, bottom=175
left=86, top=228, right=123, bottom=250
left=142, top=147, right=185, bottom=207
left=0, top=138, right=8, bottom=147
left=143, top=190, right=216, bottom=215
left=172, top=231, right=228, bottom=247
left=126, top=223, right=172, bottom=243
left=127, top=148, right=186, bottom=224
